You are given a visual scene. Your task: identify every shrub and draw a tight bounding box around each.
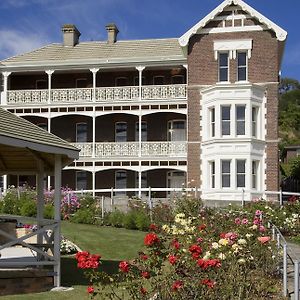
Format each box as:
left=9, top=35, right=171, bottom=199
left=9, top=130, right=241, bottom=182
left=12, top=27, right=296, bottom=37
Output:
left=71, top=208, right=96, bottom=224
left=107, top=210, right=125, bottom=228
left=2, top=189, right=20, bottom=215
left=123, top=211, right=137, bottom=230
left=174, top=196, right=203, bottom=217
left=44, top=203, right=54, bottom=219
left=20, top=200, right=36, bottom=217
left=135, top=211, right=151, bottom=231
left=152, top=202, right=174, bottom=225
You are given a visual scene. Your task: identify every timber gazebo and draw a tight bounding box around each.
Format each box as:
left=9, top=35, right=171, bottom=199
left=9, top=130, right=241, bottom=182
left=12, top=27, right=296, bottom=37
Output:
left=0, top=107, right=79, bottom=290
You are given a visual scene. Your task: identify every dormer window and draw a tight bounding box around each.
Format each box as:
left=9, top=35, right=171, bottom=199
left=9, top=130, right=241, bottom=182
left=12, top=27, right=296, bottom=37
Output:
left=219, top=52, right=229, bottom=82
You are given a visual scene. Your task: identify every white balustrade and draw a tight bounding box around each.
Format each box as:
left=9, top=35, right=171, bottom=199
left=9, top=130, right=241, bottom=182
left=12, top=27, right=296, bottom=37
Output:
left=71, top=143, right=93, bottom=157
left=95, top=86, right=139, bottom=102
left=5, top=85, right=186, bottom=105
left=73, top=141, right=186, bottom=158
left=142, top=84, right=187, bottom=100
left=51, top=88, right=93, bottom=102
left=7, top=90, right=48, bottom=104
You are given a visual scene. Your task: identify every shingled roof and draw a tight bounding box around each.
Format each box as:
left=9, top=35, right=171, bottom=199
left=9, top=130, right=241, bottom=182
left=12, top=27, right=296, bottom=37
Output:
left=1, top=38, right=185, bottom=66
left=0, top=108, right=79, bottom=173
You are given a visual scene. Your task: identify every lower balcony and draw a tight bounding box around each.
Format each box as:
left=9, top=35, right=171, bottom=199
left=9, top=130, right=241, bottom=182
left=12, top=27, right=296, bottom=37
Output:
left=72, top=141, right=187, bottom=158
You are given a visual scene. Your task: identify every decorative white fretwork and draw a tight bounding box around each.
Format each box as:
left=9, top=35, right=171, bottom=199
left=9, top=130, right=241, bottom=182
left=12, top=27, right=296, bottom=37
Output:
left=7, top=90, right=48, bottom=104
left=51, top=88, right=93, bottom=102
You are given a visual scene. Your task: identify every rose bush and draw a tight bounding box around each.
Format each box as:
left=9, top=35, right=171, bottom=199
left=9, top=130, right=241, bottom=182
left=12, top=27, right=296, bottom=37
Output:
left=77, top=205, right=282, bottom=299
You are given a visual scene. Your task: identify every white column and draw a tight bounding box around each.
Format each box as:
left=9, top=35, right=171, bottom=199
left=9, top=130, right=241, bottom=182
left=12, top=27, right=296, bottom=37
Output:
left=53, top=154, right=62, bottom=287
left=3, top=175, right=7, bottom=193
left=90, top=68, right=99, bottom=102
left=45, top=70, right=54, bottom=104
left=36, top=161, right=44, bottom=251
left=136, top=66, right=145, bottom=198
left=47, top=116, right=51, bottom=190
left=92, top=170, right=96, bottom=198
left=92, top=112, right=96, bottom=158
left=2, top=72, right=11, bottom=105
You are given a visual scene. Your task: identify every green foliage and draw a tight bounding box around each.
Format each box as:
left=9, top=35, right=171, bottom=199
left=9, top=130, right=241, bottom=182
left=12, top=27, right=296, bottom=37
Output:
left=106, top=210, right=126, bottom=228
left=290, top=157, right=300, bottom=179
left=134, top=211, right=151, bottom=231
left=44, top=203, right=54, bottom=219
left=20, top=199, right=36, bottom=217
left=152, top=202, right=174, bottom=225
left=71, top=208, right=97, bottom=224
left=1, top=189, right=21, bottom=214
left=174, top=196, right=203, bottom=217
left=123, top=211, right=137, bottom=230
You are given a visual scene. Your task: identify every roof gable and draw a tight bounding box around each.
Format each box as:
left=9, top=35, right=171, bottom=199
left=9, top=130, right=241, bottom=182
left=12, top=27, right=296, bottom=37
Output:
left=179, top=0, right=287, bottom=47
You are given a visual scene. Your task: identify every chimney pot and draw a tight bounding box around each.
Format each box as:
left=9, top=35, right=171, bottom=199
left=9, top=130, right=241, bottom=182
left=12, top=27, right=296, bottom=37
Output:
left=105, top=23, right=119, bottom=44
left=62, top=24, right=81, bottom=47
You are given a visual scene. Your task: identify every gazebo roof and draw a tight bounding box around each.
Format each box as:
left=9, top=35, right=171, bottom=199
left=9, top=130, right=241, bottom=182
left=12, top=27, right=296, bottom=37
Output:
left=0, top=108, right=79, bottom=174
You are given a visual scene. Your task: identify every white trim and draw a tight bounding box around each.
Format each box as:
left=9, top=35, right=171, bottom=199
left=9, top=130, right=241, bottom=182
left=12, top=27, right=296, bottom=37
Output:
left=201, top=25, right=265, bottom=36
left=179, top=0, right=287, bottom=47
left=214, top=39, right=252, bottom=60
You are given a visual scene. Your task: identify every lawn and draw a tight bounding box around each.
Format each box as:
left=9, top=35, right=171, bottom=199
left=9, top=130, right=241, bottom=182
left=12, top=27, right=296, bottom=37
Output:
left=1, top=222, right=145, bottom=300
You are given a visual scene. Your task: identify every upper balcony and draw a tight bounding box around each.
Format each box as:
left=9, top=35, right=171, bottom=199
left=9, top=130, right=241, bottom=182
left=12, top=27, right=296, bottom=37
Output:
left=5, top=84, right=187, bottom=105
left=2, top=66, right=187, bottom=106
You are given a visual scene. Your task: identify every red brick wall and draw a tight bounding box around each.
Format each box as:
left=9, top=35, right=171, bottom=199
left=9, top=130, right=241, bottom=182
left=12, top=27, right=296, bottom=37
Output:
left=187, top=30, right=280, bottom=191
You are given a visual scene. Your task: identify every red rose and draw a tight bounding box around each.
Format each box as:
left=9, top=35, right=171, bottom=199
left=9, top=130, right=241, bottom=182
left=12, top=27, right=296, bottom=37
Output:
left=140, top=287, right=147, bottom=295
left=140, top=253, right=148, bottom=261
left=144, top=233, right=160, bottom=247
left=171, top=239, right=180, bottom=250
left=87, top=286, right=94, bottom=294
left=198, top=224, right=206, bottom=231
left=172, top=280, right=183, bottom=291
left=201, top=279, right=216, bottom=289
left=219, top=232, right=226, bottom=238
left=149, top=224, right=158, bottom=231
left=119, top=261, right=130, bottom=273
left=76, top=251, right=101, bottom=269
left=168, top=255, right=178, bottom=265
left=189, top=244, right=202, bottom=259
left=141, top=271, right=150, bottom=279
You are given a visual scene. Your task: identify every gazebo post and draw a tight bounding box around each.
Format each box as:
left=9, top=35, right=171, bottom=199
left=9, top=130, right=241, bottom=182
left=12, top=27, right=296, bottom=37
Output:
left=53, top=154, right=62, bottom=287
left=36, top=161, right=45, bottom=261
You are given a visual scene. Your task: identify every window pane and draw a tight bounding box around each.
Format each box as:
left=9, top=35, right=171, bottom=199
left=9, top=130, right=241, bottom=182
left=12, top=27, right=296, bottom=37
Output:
left=210, top=161, right=215, bottom=188
left=219, top=53, right=228, bottom=66
left=252, top=107, right=257, bottom=137
left=222, top=175, right=230, bottom=187
left=237, top=121, right=245, bottom=135
left=238, top=68, right=247, bottom=81
left=236, top=106, right=245, bottom=135
left=238, top=52, right=246, bottom=66
left=237, top=175, right=245, bottom=187
left=77, top=123, right=88, bottom=142
left=236, top=106, right=245, bottom=120
left=222, top=122, right=230, bottom=135
left=237, top=160, right=245, bottom=173
left=116, top=122, right=127, bottom=142
left=116, top=171, right=127, bottom=194
left=76, top=171, right=87, bottom=190
left=219, top=68, right=228, bottom=82
left=222, top=160, right=230, bottom=173
left=135, top=122, right=147, bottom=141
left=222, top=106, right=230, bottom=120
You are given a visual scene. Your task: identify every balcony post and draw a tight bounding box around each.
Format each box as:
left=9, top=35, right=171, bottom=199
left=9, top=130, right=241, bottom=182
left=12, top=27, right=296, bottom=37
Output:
left=2, top=72, right=11, bottom=105
left=90, top=68, right=99, bottom=102
left=47, top=116, right=51, bottom=190
left=92, top=113, right=96, bottom=158
left=45, top=70, right=54, bottom=104
left=136, top=66, right=145, bottom=198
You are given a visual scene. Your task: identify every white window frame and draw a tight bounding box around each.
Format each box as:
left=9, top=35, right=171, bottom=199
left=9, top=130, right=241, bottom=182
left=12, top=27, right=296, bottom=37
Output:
left=236, top=105, right=246, bottom=136
left=210, top=107, right=216, bottom=137
left=237, top=51, right=248, bottom=82
left=221, top=160, right=231, bottom=188
left=168, top=119, right=186, bottom=141
left=115, top=122, right=127, bottom=142
left=218, top=52, right=229, bottom=82
left=76, top=122, right=88, bottom=142
left=236, top=159, right=246, bottom=188
left=252, top=106, right=258, bottom=138
left=221, top=105, right=231, bottom=136
left=210, top=161, right=216, bottom=189
left=252, top=160, right=259, bottom=189
left=76, top=171, right=87, bottom=191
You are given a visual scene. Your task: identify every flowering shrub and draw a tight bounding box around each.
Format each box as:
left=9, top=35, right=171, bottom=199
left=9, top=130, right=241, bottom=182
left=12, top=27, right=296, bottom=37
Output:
left=60, top=237, right=80, bottom=255
left=78, top=207, right=282, bottom=299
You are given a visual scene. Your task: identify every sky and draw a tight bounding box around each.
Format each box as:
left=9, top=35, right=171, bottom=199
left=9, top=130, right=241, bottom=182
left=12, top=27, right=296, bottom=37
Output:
left=0, top=0, right=299, bottom=81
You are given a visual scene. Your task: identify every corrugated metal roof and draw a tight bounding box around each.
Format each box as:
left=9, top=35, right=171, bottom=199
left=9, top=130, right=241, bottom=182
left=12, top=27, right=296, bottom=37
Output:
left=2, top=38, right=184, bottom=64
left=0, top=108, right=79, bottom=153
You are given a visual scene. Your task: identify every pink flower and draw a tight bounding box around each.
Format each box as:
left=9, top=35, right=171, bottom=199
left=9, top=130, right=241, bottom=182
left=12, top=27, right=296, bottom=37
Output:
left=242, top=218, right=249, bottom=225
left=234, top=218, right=241, bottom=225
left=259, top=225, right=266, bottom=232
left=87, top=286, right=94, bottom=294
left=258, top=236, right=271, bottom=244
left=253, top=218, right=261, bottom=225
left=255, top=210, right=262, bottom=216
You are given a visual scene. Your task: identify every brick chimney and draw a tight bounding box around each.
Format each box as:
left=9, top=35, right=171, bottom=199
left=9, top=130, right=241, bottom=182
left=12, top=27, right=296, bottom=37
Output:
left=62, top=24, right=81, bottom=47
left=105, top=23, right=119, bottom=44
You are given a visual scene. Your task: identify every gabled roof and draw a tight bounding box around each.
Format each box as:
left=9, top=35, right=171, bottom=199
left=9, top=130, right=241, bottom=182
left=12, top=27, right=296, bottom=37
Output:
left=179, top=0, right=287, bottom=47
left=0, top=108, right=79, bottom=173
left=1, top=38, right=185, bottom=67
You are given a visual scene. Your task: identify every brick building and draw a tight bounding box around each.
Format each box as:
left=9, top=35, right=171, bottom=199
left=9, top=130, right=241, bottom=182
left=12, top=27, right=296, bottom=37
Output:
left=0, top=0, right=287, bottom=202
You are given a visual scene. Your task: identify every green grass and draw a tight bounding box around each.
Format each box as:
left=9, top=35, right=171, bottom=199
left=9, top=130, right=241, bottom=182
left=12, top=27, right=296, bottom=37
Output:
left=1, top=222, right=145, bottom=300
